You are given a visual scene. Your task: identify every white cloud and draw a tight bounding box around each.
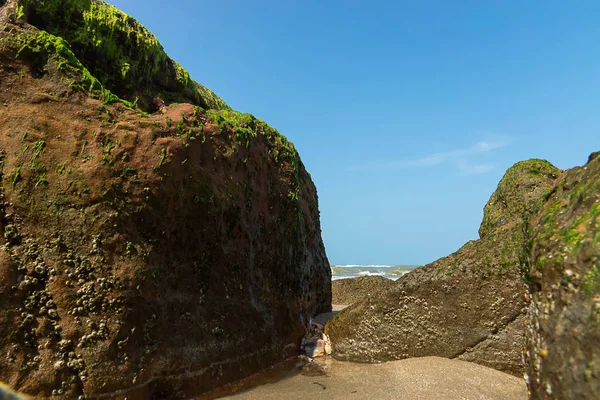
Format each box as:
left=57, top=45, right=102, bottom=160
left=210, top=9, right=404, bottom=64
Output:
left=473, top=141, right=506, bottom=152
left=348, top=139, right=510, bottom=172
left=458, top=160, right=494, bottom=175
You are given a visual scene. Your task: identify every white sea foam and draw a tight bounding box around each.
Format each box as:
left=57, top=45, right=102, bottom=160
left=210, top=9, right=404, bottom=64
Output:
left=330, top=264, right=419, bottom=281
left=335, top=264, right=396, bottom=269
left=357, top=271, right=387, bottom=277
left=331, top=275, right=356, bottom=281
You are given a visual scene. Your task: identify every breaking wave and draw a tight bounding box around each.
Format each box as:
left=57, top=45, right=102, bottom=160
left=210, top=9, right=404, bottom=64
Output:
left=330, top=264, right=419, bottom=281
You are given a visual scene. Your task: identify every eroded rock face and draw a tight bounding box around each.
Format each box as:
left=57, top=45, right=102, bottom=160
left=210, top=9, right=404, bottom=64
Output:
left=331, top=276, right=395, bottom=305
left=325, top=160, right=560, bottom=377
left=0, top=2, right=331, bottom=399
left=524, top=153, right=600, bottom=399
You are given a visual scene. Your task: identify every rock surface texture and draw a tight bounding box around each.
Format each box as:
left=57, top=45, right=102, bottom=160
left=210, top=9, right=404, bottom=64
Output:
left=0, top=1, right=331, bottom=398
left=331, top=275, right=395, bottom=305
left=524, top=152, right=600, bottom=399
left=326, top=159, right=560, bottom=377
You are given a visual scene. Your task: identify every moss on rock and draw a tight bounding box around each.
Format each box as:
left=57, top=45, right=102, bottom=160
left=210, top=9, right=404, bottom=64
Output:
left=479, top=159, right=560, bottom=238
left=15, top=0, right=228, bottom=111
left=0, top=29, right=137, bottom=106
left=524, top=153, right=600, bottom=399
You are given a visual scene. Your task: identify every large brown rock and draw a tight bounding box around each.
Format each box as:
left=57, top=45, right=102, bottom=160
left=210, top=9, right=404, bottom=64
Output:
left=0, top=2, right=331, bottom=399
left=326, top=159, right=560, bottom=376
left=524, top=152, right=600, bottom=399
left=331, top=276, right=395, bottom=305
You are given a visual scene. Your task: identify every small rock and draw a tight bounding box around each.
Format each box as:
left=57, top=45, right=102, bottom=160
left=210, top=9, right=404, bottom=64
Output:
left=301, top=360, right=327, bottom=376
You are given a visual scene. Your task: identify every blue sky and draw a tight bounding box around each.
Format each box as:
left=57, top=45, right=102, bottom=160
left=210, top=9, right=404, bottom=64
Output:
left=111, top=0, right=600, bottom=265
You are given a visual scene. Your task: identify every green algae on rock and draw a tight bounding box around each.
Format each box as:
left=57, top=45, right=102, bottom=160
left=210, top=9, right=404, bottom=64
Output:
left=13, top=0, right=229, bottom=112
left=524, top=153, right=600, bottom=399
left=0, top=29, right=115, bottom=101
left=479, top=159, right=560, bottom=239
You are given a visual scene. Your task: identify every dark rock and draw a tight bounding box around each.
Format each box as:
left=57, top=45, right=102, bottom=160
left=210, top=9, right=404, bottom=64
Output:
left=325, top=159, right=559, bottom=377
left=0, top=1, right=331, bottom=398
left=331, top=276, right=395, bottom=305
left=524, top=153, right=600, bottom=399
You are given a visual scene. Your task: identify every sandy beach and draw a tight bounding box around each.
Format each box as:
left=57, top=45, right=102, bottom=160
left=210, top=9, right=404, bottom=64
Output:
left=223, top=305, right=528, bottom=400
left=223, top=355, right=527, bottom=400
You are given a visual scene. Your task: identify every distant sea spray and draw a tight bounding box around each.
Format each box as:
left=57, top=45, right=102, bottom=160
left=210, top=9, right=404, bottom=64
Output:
left=330, top=265, right=420, bottom=281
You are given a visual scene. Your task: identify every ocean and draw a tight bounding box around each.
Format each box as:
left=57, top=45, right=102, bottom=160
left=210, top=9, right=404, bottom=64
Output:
left=331, top=264, right=420, bottom=281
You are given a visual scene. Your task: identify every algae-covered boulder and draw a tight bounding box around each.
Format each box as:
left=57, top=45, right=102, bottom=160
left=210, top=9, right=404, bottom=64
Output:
left=524, top=152, right=600, bottom=399
left=0, top=1, right=331, bottom=398
left=331, top=276, right=395, bottom=305
left=479, top=159, right=559, bottom=238
left=4, top=0, right=228, bottom=112
left=326, top=159, right=559, bottom=376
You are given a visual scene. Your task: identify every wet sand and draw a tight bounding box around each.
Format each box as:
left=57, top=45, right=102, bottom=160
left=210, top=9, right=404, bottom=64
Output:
left=223, top=356, right=527, bottom=400
left=223, top=305, right=528, bottom=400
